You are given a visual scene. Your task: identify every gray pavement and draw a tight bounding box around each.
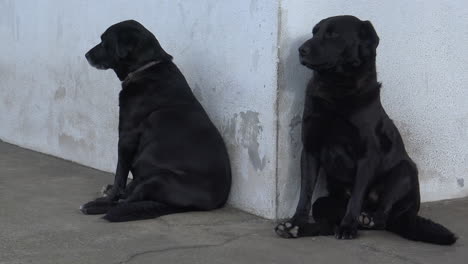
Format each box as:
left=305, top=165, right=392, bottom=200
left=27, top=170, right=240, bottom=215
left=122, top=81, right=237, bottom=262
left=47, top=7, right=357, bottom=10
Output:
left=0, top=141, right=466, bottom=264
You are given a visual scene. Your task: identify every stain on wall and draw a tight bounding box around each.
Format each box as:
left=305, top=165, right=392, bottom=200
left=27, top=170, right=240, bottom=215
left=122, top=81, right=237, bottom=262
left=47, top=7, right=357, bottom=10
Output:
left=54, top=86, right=67, bottom=100
left=457, top=178, right=465, bottom=188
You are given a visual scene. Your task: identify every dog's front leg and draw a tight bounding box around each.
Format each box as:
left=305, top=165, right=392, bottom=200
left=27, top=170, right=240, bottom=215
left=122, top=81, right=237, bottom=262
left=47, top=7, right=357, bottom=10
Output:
left=80, top=131, right=140, bottom=215
left=336, top=160, right=375, bottom=239
left=275, top=150, right=320, bottom=238
left=106, top=131, right=141, bottom=201
left=294, top=150, right=320, bottom=220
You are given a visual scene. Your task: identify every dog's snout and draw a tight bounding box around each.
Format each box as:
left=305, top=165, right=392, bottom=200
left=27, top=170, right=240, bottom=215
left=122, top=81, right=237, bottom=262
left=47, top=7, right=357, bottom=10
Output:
left=85, top=52, right=91, bottom=61
left=299, top=45, right=310, bottom=56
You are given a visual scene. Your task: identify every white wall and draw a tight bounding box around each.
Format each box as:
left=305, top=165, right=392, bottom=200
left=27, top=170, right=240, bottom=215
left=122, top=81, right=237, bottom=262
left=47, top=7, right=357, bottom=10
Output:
left=277, top=0, right=468, bottom=218
left=0, top=0, right=279, bottom=218
left=1, top=0, right=467, bottom=220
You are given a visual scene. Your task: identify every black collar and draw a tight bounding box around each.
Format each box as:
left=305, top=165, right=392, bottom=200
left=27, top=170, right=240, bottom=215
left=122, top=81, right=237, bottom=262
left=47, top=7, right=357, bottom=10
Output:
left=122, top=60, right=161, bottom=85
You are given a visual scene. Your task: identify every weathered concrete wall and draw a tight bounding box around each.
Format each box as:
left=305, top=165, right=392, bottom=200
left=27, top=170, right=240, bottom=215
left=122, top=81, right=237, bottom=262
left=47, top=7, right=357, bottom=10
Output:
left=0, top=0, right=279, bottom=218
left=277, top=0, right=468, bottom=218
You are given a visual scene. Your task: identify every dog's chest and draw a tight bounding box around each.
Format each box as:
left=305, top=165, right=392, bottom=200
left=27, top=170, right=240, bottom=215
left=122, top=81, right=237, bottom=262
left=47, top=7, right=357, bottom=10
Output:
left=118, top=91, right=151, bottom=132
left=317, top=111, right=384, bottom=183
left=311, top=114, right=358, bottom=181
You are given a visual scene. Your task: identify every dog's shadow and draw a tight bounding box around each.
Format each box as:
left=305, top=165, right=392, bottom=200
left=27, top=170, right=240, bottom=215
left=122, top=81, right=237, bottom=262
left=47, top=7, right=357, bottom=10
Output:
left=279, top=36, right=328, bottom=217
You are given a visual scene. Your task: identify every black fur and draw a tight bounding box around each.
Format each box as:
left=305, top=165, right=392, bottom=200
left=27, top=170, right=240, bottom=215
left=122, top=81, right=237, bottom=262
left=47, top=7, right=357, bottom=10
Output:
left=275, top=15, right=457, bottom=245
left=80, top=20, right=231, bottom=222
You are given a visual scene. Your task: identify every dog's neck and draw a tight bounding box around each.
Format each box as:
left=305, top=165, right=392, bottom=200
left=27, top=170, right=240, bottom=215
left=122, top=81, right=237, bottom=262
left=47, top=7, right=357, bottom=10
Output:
left=311, top=67, right=381, bottom=108
left=120, top=60, right=162, bottom=85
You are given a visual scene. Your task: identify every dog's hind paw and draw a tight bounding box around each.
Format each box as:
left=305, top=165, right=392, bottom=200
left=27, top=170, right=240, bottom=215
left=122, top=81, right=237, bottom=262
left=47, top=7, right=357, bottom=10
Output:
left=358, top=212, right=386, bottom=229
left=358, top=212, right=375, bottom=228
left=275, top=221, right=300, bottom=238
left=100, top=184, right=113, bottom=196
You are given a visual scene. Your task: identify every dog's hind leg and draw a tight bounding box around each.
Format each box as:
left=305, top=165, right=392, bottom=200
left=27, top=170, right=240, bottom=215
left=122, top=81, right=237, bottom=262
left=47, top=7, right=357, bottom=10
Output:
left=103, top=174, right=216, bottom=222
left=103, top=201, right=185, bottom=222
left=101, top=178, right=139, bottom=198
left=80, top=198, right=117, bottom=215
left=360, top=160, right=417, bottom=229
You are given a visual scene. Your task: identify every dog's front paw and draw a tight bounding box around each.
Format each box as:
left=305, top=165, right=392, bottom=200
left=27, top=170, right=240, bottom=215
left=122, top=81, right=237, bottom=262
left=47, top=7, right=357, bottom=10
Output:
left=80, top=198, right=116, bottom=215
left=275, top=221, right=300, bottom=238
left=335, top=224, right=358, bottom=240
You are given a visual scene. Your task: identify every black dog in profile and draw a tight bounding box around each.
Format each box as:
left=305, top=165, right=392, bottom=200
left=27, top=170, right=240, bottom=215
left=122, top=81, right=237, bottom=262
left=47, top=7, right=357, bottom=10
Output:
left=275, top=15, right=457, bottom=245
left=81, top=20, right=231, bottom=222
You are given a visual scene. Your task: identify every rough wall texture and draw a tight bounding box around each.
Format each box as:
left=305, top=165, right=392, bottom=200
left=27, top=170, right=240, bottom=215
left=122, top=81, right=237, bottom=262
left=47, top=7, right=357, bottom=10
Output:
left=277, top=0, right=468, bottom=218
left=1, top=0, right=467, bottom=219
left=0, top=0, right=279, bottom=218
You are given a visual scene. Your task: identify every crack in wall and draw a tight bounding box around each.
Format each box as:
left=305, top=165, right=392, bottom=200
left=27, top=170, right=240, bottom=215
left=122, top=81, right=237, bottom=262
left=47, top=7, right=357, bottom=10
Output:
left=274, top=0, right=283, bottom=220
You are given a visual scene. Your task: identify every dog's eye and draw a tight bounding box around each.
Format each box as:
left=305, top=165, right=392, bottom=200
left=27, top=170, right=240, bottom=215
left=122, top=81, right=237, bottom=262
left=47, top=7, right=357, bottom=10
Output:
left=325, top=29, right=339, bottom=39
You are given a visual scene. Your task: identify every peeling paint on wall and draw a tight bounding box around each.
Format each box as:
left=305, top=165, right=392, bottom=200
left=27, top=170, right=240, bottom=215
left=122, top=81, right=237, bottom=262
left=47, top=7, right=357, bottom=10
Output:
left=239, top=111, right=266, bottom=171
left=59, top=133, right=88, bottom=152
left=288, top=114, right=301, bottom=159
left=221, top=111, right=267, bottom=171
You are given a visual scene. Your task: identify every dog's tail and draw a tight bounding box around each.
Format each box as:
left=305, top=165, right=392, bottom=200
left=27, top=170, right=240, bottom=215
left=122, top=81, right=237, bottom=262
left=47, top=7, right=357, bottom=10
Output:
left=388, top=215, right=457, bottom=245
left=103, top=201, right=186, bottom=222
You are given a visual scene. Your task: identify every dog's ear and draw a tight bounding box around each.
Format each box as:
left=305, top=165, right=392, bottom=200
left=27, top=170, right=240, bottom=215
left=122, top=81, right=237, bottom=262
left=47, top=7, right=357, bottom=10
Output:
left=359, top=20, right=380, bottom=58
left=312, top=18, right=328, bottom=35
left=115, top=39, right=134, bottom=59
left=114, top=31, right=140, bottom=59
left=312, top=23, right=321, bottom=35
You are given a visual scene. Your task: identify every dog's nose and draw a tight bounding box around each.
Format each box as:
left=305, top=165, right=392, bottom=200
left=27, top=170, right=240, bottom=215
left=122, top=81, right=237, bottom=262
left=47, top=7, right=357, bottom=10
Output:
left=299, top=46, right=310, bottom=56
left=85, top=52, right=90, bottom=61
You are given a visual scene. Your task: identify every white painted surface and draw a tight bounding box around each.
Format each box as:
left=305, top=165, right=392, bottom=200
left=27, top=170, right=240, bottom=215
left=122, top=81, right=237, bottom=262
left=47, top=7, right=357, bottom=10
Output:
left=277, top=0, right=468, bottom=218
left=0, top=0, right=279, bottom=218
left=1, top=0, right=467, bottom=219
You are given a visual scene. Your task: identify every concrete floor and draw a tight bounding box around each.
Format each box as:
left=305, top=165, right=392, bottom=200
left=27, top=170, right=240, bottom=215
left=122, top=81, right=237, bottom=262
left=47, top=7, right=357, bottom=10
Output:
left=0, top=141, right=466, bottom=264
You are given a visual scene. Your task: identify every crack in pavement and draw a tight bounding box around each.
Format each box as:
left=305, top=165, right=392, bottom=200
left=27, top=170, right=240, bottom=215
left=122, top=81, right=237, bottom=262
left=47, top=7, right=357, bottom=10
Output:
left=157, top=218, right=267, bottom=228
left=116, top=233, right=256, bottom=264
left=360, top=243, right=424, bottom=264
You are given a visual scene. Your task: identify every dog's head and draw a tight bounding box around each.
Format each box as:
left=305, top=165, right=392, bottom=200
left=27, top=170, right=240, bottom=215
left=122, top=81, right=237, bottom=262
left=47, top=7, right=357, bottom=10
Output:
left=85, top=20, right=172, bottom=80
left=299, top=16, right=379, bottom=73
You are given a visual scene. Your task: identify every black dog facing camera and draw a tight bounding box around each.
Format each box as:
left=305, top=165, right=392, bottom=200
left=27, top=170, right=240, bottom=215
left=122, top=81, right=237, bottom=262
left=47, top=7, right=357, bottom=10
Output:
left=81, top=20, right=231, bottom=222
left=275, top=15, right=457, bottom=245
